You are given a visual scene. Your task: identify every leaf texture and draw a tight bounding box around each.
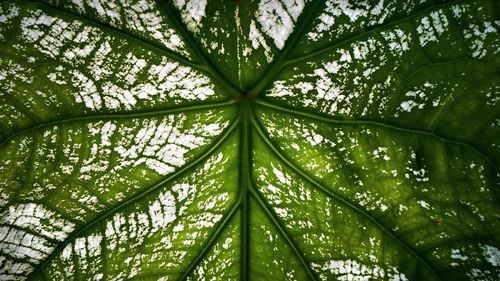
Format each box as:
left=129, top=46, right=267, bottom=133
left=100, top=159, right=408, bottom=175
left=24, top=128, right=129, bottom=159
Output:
left=0, top=0, right=499, bottom=280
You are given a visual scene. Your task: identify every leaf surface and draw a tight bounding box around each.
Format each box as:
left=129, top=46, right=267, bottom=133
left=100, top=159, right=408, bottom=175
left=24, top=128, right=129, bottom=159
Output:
left=0, top=0, right=499, bottom=280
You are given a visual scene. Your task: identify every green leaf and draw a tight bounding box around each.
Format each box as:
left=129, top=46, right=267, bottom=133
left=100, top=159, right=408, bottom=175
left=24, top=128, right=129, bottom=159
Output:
left=0, top=0, right=499, bottom=280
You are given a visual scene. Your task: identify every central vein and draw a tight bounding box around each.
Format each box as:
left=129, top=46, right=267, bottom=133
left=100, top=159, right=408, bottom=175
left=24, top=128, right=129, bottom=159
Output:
left=239, top=98, right=252, bottom=281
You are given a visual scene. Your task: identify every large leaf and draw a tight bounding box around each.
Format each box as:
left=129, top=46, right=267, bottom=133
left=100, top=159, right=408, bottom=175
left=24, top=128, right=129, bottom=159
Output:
left=0, top=0, right=499, bottom=280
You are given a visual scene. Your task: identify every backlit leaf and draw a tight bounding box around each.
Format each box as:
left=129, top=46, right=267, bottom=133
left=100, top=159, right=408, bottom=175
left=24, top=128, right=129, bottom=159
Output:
left=0, top=0, right=499, bottom=280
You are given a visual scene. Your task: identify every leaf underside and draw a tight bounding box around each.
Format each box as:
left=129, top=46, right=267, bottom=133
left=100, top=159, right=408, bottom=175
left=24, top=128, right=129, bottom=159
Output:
left=0, top=0, right=499, bottom=280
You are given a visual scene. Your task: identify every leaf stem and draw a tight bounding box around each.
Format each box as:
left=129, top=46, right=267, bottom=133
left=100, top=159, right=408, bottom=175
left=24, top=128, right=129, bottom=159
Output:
left=248, top=185, right=318, bottom=281
left=177, top=199, right=241, bottom=281
left=0, top=100, right=235, bottom=146
left=256, top=100, right=499, bottom=168
left=239, top=100, right=251, bottom=281
left=18, top=0, right=197, bottom=68
left=156, top=0, right=243, bottom=99
left=246, top=1, right=324, bottom=99
left=282, top=0, right=468, bottom=67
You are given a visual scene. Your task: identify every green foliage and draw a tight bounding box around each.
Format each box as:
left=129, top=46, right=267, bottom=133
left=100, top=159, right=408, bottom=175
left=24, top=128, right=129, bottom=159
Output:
left=0, top=0, right=499, bottom=280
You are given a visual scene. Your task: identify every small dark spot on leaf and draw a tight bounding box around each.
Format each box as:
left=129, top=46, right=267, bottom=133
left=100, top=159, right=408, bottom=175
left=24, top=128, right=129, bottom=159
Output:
left=415, top=150, right=424, bottom=169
